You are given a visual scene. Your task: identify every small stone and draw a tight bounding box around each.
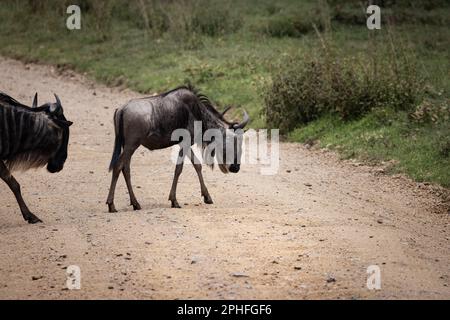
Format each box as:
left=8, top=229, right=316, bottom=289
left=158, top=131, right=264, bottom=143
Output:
left=231, top=272, right=249, bottom=278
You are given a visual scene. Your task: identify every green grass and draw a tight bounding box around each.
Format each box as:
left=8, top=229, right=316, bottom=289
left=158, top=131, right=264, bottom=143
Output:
left=289, top=111, right=450, bottom=187
left=0, top=0, right=449, bottom=187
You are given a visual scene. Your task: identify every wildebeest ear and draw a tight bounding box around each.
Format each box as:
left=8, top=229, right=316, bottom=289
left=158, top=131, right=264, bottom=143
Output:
left=53, top=119, right=73, bottom=127
left=32, top=93, right=38, bottom=108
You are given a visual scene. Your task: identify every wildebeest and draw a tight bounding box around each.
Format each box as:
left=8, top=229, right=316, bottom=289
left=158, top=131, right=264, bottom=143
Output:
left=106, top=85, right=249, bottom=212
left=0, top=92, right=72, bottom=223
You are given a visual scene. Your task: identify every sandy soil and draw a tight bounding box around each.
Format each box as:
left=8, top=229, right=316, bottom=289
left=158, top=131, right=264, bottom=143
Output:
left=0, top=57, right=448, bottom=300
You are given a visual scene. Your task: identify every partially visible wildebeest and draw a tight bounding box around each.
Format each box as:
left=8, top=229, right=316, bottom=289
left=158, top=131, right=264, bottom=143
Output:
left=0, top=92, right=73, bottom=223
left=106, top=85, right=249, bottom=212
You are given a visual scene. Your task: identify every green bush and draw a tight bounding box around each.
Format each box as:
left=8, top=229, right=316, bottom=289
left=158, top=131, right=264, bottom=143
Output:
left=264, top=13, right=323, bottom=38
left=329, top=0, right=450, bottom=27
left=265, top=4, right=281, bottom=16
left=126, top=0, right=242, bottom=37
left=190, top=1, right=242, bottom=37
left=409, top=99, right=450, bottom=124
left=265, top=43, right=423, bottom=132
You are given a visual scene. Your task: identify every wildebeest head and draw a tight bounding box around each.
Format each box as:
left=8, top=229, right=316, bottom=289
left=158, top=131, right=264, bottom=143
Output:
left=34, top=94, right=73, bottom=173
left=216, top=109, right=250, bottom=174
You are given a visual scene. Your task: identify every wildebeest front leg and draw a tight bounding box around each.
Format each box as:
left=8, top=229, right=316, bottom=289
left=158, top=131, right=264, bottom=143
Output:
left=169, top=150, right=185, bottom=208
left=0, top=161, right=42, bottom=224
left=188, top=149, right=213, bottom=204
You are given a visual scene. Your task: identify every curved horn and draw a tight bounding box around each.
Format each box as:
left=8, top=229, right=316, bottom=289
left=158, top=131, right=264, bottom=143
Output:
left=54, top=94, right=62, bottom=107
left=233, top=110, right=250, bottom=129
left=49, top=94, right=62, bottom=114
left=32, top=92, right=38, bottom=108
left=221, top=106, right=232, bottom=117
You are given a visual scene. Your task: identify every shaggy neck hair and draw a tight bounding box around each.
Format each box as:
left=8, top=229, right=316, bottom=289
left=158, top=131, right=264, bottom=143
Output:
left=0, top=93, right=61, bottom=171
left=165, top=84, right=229, bottom=130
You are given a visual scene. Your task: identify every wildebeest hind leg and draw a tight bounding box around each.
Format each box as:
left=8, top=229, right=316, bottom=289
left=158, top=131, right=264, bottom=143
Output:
left=121, top=148, right=141, bottom=211
left=106, top=165, right=121, bottom=213
left=188, top=149, right=213, bottom=204
left=0, top=161, right=42, bottom=224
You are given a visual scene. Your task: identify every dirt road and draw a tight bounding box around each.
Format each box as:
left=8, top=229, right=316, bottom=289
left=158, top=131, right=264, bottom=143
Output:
left=0, top=57, right=448, bottom=299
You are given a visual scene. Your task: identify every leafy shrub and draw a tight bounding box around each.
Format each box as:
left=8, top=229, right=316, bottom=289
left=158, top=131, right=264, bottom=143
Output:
left=439, top=140, right=450, bottom=158
left=265, top=42, right=423, bottom=133
left=190, top=1, right=242, bottom=37
left=90, top=0, right=115, bottom=37
left=129, top=0, right=172, bottom=36
left=129, top=0, right=241, bottom=38
left=265, top=4, right=281, bottom=16
left=265, top=61, right=326, bottom=131
left=409, top=99, right=450, bottom=124
left=264, top=13, right=323, bottom=38
left=329, top=0, right=450, bottom=27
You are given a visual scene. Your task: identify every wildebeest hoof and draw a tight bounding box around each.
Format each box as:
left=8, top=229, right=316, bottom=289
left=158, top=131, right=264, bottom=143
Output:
left=26, top=213, right=42, bottom=224
left=171, top=200, right=181, bottom=208
left=204, top=196, right=213, bottom=204
left=132, top=203, right=141, bottom=211
left=108, top=204, right=117, bottom=213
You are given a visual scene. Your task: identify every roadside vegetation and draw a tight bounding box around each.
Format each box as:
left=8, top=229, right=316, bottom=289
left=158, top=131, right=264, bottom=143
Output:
left=0, top=0, right=448, bottom=186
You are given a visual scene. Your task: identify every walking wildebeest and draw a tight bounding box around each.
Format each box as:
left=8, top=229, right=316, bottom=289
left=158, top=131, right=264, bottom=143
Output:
left=0, top=92, right=72, bottom=223
left=106, top=85, right=249, bottom=212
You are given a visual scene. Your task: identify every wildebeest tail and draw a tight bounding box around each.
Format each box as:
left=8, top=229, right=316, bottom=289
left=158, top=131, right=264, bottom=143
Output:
left=109, top=109, right=124, bottom=171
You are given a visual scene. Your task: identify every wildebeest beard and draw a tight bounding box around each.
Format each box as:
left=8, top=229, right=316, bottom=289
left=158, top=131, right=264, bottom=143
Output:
left=47, top=124, right=70, bottom=173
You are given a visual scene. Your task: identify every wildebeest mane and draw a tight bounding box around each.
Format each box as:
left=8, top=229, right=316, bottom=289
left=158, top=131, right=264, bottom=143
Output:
left=159, top=84, right=226, bottom=120
left=0, top=92, right=31, bottom=110
left=0, top=92, right=50, bottom=113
